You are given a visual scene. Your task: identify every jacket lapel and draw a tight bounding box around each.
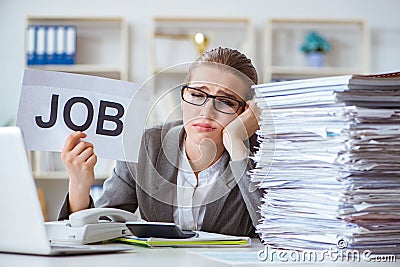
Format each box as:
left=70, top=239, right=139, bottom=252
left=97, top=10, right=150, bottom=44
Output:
left=201, top=151, right=237, bottom=230
left=149, top=125, right=185, bottom=222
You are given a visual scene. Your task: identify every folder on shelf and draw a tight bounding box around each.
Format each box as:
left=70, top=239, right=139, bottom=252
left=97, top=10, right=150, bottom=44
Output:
left=55, top=26, right=65, bottom=64
left=113, top=231, right=251, bottom=248
left=45, top=26, right=56, bottom=64
left=26, top=25, right=36, bottom=65
left=27, top=25, right=76, bottom=65
left=65, top=26, right=76, bottom=64
left=35, top=26, right=46, bottom=65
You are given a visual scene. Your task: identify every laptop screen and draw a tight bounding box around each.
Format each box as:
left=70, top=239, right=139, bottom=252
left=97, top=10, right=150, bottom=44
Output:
left=0, top=127, right=51, bottom=254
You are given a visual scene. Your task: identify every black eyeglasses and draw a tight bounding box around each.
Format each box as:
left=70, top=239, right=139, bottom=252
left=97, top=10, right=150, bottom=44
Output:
left=181, top=85, right=245, bottom=114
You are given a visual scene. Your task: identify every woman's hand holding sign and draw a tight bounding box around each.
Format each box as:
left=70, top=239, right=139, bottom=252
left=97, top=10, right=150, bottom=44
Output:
left=61, top=131, right=97, bottom=213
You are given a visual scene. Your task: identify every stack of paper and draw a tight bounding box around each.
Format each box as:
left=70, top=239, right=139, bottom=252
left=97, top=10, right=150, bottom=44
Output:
left=251, top=72, right=400, bottom=254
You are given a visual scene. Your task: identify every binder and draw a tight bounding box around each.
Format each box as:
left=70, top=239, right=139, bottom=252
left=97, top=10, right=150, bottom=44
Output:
left=26, top=25, right=36, bottom=65
left=55, top=26, right=65, bottom=64
left=65, top=26, right=76, bottom=64
left=35, top=26, right=46, bottom=65
left=26, top=24, right=77, bottom=65
left=45, top=26, right=56, bottom=64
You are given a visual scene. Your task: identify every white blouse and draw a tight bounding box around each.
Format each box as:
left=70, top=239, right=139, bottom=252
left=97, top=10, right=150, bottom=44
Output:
left=173, top=145, right=226, bottom=230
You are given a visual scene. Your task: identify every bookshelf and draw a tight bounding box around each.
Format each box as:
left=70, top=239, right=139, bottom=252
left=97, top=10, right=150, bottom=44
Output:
left=24, top=16, right=127, bottom=219
left=264, top=18, right=370, bottom=82
left=148, top=17, right=254, bottom=124
left=24, top=15, right=127, bottom=180
left=25, top=16, right=129, bottom=80
left=24, top=15, right=125, bottom=180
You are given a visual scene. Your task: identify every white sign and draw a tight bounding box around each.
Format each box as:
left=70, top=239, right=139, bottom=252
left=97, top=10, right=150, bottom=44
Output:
left=16, top=69, right=150, bottom=162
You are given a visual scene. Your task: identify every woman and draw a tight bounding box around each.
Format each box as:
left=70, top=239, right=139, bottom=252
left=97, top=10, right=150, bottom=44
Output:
left=58, top=47, right=262, bottom=237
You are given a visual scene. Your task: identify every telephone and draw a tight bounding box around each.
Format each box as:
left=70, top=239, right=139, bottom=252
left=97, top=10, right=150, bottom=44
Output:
left=45, top=208, right=139, bottom=244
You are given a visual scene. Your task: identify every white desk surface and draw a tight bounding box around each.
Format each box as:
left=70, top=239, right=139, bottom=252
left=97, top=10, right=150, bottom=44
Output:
left=0, top=239, right=397, bottom=267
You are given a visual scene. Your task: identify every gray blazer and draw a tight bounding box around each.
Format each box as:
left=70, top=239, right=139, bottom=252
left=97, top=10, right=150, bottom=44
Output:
left=59, top=120, right=262, bottom=237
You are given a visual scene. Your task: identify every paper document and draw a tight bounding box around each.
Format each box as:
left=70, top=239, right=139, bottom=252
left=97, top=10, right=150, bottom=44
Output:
left=252, top=71, right=400, bottom=254
left=16, top=69, right=150, bottom=162
left=114, top=231, right=251, bottom=247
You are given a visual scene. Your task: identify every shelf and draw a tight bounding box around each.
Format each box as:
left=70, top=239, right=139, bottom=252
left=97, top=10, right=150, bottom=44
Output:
left=33, top=171, right=69, bottom=180
left=28, top=64, right=121, bottom=72
left=27, top=64, right=127, bottom=80
left=151, top=66, right=189, bottom=75
left=25, top=16, right=129, bottom=80
left=268, top=18, right=366, bottom=25
left=26, top=16, right=125, bottom=23
left=151, top=17, right=253, bottom=70
left=24, top=16, right=128, bottom=182
left=270, top=66, right=364, bottom=76
left=264, top=18, right=370, bottom=82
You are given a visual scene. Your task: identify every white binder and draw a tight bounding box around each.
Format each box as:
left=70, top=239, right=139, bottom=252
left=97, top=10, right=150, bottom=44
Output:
left=26, top=25, right=36, bottom=65
left=65, top=26, right=76, bottom=64
left=55, top=25, right=65, bottom=64
left=46, top=26, right=56, bottom=64
left=35, top=26, right=46, bottom=65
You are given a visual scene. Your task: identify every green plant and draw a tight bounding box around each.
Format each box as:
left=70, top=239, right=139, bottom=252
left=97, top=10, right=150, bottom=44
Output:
left=300, top=31, right=331, bottom=54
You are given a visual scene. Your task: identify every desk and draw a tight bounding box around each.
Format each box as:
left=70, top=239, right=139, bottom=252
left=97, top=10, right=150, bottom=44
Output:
left=0, top=239, right=397, bottom=267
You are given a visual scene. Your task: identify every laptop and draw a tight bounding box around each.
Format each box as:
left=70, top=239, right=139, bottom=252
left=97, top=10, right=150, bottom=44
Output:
left=0, top=127, right=131, bottom=255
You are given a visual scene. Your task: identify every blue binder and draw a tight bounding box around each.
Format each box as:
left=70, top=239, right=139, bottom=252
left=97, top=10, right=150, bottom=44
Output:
left=27, top=24, right=77, bottom=65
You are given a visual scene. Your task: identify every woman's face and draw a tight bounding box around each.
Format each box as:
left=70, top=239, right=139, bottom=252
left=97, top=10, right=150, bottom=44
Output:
left=181, top=65, right=248, bottom=147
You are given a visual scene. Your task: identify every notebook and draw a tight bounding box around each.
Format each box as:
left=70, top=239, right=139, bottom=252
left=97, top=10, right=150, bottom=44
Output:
left=115, top=231, right=251, bottom=248
left=0, top=127, right=131, bottom=255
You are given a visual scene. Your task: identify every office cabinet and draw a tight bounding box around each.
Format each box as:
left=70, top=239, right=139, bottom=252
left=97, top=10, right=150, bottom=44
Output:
left=25, top=16, right=129, bottom=80
left=24, top=16, right=128, bottom=219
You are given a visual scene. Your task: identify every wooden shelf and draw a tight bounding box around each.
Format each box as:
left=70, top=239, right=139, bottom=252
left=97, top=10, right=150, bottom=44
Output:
left=27, top=64, right=127, bottom=79
left=25, top=16, right=129, bottom=80
left=24, top=16, right=126, bottom=219
left=28, top=64, right=123, bottom=72
left=151, top=66, right=189, bottom=75
left=26, top=16, right=125, bottom=23
left=264, top=18, right=370, bottom=82
left=153, top=17, right=249, bottom=24
left=23, top=16, right=128, bottom=182
left=268, top=18, right=366, bottom=25
left=270, top=66, right=365, bottom=76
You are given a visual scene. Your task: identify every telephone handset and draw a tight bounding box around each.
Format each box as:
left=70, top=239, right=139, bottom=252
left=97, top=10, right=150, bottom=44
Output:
left=45, top=208, right=139, bottom=244
left=69, top=207, right=139, bottom=227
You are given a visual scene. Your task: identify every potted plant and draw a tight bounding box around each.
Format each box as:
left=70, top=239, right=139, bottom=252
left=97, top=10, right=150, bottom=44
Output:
left=300, top=31, right=331, bottom=67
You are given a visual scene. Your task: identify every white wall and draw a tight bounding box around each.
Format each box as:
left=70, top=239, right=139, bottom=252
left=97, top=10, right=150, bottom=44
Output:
left=1, top=0, right=399, bottom=126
